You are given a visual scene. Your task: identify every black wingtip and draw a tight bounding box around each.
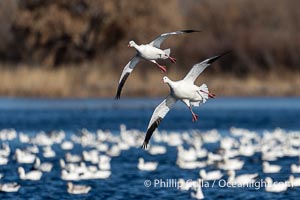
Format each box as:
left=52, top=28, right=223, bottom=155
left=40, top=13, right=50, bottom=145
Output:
left=115, top=72, right=130, bottom=100
left=181, top=29, right=202, bottom=33
left=114, top=89, right=121, bottom=100
left=114, top=94, right=120, bottom=100
left=207, top=51, right=231, bottom=64
left=141, top=141, right=148, bottom=149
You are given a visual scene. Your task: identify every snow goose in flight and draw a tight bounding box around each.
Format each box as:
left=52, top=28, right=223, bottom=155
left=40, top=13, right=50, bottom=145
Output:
left=142, top=52, right=228, bottom=148
left=115, top=30, right=200, bottom=99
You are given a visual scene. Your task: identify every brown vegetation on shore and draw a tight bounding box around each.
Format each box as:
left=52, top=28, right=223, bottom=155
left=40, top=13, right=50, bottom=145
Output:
left=1, top=63, right=299, bottom=97
left=0, top=0, right=299, bottom=97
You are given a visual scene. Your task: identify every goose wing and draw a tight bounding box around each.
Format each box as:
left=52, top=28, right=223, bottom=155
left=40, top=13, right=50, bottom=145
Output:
left=183, top=52, right=229, bottom=83
left=115, top=55, right=141, bottom=99
left=149, top=30, right=200, bottom=48
left=142, top=96, right=177, bottom=149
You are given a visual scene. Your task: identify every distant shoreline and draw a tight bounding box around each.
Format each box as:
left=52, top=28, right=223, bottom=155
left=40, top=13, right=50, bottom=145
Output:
left=0, top=65, right=299, bottom=98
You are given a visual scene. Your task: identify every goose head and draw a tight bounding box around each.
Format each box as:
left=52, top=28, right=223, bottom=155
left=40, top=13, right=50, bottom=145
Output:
left=227, top=170, right=235, bottom=177
left=265, top=177, right=273, bottom=184
left=18, top=167, right=25, bottom=176
left=128, top=40, right=137, bottom=47
left=67, top=182, right=73, bottom=189
left=199, top=169, right=206, bottom=177
left=289, top=175, right=294, bottom=182
left=162, top=76, right=171, bottom=84
left=139, top=158, right=144, bottom=164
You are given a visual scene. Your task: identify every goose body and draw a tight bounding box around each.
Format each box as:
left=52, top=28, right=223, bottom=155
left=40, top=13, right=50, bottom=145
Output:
left=0, top=182, right=20, bottom=192
left=265, top=177, right=288, bottom=192
left=291, top=164, right=300, bottom=173
left=67, top=182, right=91, bottom=194
left=138, top=158, right=158, bottom=171
left=227, top=170, right=258, bottom=185
left=190, top=184, right=204, bottom=199
left=200, top=169, right=223, bottom=181
left=115, top=30, right=200, bottom=99
left=18, top=167, right=42, bottom=181
left=142, top=53, right=228, bottom=148
left=263, top=161, right=281, bottom=173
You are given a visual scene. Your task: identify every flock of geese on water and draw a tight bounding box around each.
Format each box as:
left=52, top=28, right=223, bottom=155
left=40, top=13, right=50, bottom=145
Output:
left=1, top=126, right=300, bottom=198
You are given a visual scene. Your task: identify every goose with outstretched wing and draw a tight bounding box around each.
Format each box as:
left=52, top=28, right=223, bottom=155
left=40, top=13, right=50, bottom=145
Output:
left=142, top=52, right=229, bottom=149
left=115, top=30, right=200, bottom=99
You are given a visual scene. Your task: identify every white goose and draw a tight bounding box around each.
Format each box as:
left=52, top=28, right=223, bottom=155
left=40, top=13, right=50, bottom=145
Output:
left=141, top=53, right=228, bottom=148
left=199, top=169, right=223, bottom=181
left=0, top=182, right=20, bottom=192
left=178, top=178, right=198, bottom=190
left=289, top=175, right=300, bottom=187
left=227, top=170, right=258, bottom=185
left=190, top=183, right=204, bottom=199
left=34, top=157, right=53, bottom=172
left=115, top=30, right=200, bottom=99
left=263, top=161, right=281, bottom=173
left=0, top=156, right=8, bottom=165
left=137, top=158, right=158, bottom=171
left=18, top=167, right=42, bottom=181
left=291, top=164, right=300, bottom=173
left=148, top=145, right=167, bottom=155
left=67, top=182, right=91, bottom=194
left=0, top=143, right=10, bottom=157
left=265, top=177, right=288, bottom=192
left=15, top=149, right=36, bottom=164
left=61, top=169, right=80, bottom=181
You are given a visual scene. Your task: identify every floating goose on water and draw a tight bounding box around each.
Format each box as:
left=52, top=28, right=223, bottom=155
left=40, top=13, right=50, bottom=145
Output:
left=15, top=149, right=36, bottom=164
left=34, top=157, right=53, bottom=172
left=67, top=182, right=91, bottom=194
left=176, top=159, right=206, bottom=169
left=18, top=167, right=42, bottom=181
left=178, top=178, right=198, bottom=190
left=0, top=182, right=20, bottom=192
left=137, top=158, right=158, bottom=171
left=79, top=170, right=111, bottom=180
left=148, top=145, right=167, bottom=155
left=43, top=146, right=56, bottom=158
left=61, top=141, right=74, bottom=150
left=190, top=182, right=204, bottom=199
left=291, top=164, right=300, bottom=173
left=263, top=161, right=281, bottom=173
left=218, top=158, right=244, bottom=171
left=0, top=143, right=10, bottom=157
left=199, top=169, right=223, bottom=181
left=265, top=177, right=288, bottom=192
left=61, top=169, right=80, bottom=181
left=0, top=156, right=8, bottom=165
left=115, top=30, right=200, bottom=99
left=289, top=175, right=300, bottom=187
left=141, top=53, right=228, bottom=148
left=227, top=170, right=258, bottom=185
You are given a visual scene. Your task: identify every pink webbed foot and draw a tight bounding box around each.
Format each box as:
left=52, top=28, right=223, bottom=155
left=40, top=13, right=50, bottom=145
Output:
left=200, top=89, right=216, bottom=99
left=169, top=56, right=177, bottom=64
left=192, top=113, right=199, bottom=122
left=157, top=65, right=167, bottom=73
left=208, top=93, right=216, bottom=98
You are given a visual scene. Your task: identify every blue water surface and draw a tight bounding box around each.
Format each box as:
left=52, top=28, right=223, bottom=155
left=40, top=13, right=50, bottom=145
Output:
left=0, top=97, right=300, bottom=200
